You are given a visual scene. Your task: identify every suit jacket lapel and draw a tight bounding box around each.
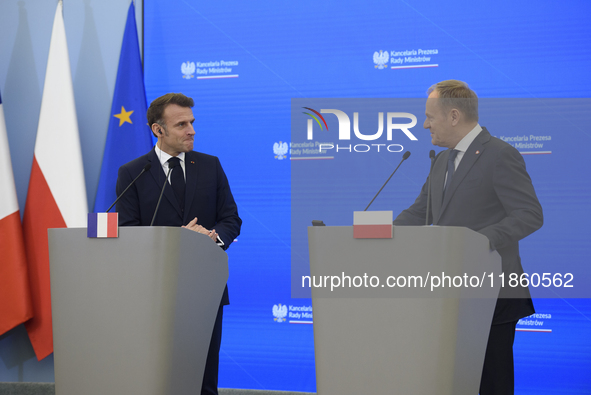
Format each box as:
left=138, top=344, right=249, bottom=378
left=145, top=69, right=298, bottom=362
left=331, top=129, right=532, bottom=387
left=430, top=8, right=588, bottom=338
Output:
left=147, top=148, right=163, bottom=188
left=147, top=148, right=183, bottom=219
left=439, top=129, right=489, bottom=219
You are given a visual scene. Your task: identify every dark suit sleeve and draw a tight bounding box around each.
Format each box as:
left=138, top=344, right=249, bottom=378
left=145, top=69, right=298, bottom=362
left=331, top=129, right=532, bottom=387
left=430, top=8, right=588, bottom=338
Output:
left=115, top=165, right=142, bottom=226
left=393, top=175, right=432, bottom=226
left=477, top=145, right=543, bottom=250
left=212, top=157, right=242, bottom=249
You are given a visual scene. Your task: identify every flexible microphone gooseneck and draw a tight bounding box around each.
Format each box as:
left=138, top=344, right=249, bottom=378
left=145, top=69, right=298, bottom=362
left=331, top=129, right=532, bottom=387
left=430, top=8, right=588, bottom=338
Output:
left=425, top=150, right=436, bottom=225
left=364, top=150, right=411, bottom=211
left=150, top=161, right=175, bottom=226
left=108, top=163, right=151, bottom=212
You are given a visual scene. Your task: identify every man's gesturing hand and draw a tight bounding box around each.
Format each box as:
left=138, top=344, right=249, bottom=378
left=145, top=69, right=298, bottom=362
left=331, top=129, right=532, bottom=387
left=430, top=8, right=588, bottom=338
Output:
left=182, top=217, right=218, bottom=242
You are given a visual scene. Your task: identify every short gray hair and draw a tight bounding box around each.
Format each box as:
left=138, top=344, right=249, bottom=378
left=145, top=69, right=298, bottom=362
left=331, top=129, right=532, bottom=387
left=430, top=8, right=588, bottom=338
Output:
left=427, top=80, right=478, bottom=122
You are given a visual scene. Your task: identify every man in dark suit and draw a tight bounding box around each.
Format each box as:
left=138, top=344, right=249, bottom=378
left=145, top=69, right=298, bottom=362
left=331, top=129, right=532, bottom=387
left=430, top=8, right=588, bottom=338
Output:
left=116, top=93, right=242, bottom=395
left=393, top=80, right=543, bottom=395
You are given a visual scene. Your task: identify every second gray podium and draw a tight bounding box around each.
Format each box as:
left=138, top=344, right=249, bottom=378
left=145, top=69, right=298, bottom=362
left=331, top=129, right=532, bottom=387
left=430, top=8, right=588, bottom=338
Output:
left=308, top=225, right=501, bottom=395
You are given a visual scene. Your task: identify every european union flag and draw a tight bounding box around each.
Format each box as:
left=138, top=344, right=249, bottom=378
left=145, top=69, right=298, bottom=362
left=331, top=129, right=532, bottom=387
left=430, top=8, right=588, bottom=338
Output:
left=94, top=2, right=153, bottom=212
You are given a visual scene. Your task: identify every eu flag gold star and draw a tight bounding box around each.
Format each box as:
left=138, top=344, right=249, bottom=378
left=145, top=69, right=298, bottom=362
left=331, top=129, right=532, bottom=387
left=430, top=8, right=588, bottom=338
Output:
left=113, top=106, right=134, bottom=126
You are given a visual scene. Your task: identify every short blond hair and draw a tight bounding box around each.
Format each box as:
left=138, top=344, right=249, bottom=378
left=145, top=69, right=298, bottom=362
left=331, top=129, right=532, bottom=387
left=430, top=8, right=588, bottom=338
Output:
left=427, top=80, right=478, bottom=122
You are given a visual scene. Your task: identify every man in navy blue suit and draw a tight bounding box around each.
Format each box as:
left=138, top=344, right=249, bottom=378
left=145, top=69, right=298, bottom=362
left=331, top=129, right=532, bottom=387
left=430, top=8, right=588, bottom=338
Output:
left=116, top=93, right=242, bottom=395
left=394, top=80, right=543, bottom=395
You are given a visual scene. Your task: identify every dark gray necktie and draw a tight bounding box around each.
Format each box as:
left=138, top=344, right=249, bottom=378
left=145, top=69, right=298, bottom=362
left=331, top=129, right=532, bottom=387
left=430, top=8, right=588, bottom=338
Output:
left=168, top=157, right=185, bottom=212
left=443, top=149, right=459, bottom=200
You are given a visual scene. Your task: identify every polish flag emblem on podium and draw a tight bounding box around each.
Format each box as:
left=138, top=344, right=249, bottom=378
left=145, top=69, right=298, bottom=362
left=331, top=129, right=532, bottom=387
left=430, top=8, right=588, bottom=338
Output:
left=353, top=211, right=393, bottom=239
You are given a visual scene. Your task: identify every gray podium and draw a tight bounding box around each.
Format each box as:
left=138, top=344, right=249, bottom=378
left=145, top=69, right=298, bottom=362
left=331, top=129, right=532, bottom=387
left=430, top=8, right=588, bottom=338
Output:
left=308, top=226, right=502, bottom=395
left=48, top=227, right=228, bottom=395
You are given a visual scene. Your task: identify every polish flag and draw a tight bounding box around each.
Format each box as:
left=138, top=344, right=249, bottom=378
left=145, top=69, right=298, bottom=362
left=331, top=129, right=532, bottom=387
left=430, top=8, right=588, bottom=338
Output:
left=22, top=1, right=88, bottom=360
left=353, top=211, right=393, bottom=239
left=0, top=92, right=33, bottom=336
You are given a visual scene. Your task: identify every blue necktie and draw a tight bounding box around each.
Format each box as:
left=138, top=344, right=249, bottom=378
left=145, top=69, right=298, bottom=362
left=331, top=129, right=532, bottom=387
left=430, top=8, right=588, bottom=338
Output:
left=168, top=157, right=185, bottom=212
left=443, top=149, right=459, bottom=200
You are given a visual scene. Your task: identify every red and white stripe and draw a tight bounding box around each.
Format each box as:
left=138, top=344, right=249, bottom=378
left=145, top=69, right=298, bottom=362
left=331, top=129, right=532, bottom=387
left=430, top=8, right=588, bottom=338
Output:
left=22, top=1, right=88, bottom=360
left=96, top=213, right=118, bottom=238
left=353, top=211, right=393, bottom=239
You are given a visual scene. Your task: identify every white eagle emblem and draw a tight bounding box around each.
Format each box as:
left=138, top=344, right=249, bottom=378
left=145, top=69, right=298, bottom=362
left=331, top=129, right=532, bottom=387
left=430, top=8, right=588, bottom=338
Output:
left=273, top=304, right=288, bottom=322
left=273, top=141, right=288, bottom=160
left=181, top=61, right=196, bottom=79
left=373, top=50, right=389, bottom=69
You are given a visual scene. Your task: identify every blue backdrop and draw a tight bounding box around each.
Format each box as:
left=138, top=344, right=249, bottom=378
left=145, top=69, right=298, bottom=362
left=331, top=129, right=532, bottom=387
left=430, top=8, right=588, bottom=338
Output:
left=144, top=1, right=591, bottom=393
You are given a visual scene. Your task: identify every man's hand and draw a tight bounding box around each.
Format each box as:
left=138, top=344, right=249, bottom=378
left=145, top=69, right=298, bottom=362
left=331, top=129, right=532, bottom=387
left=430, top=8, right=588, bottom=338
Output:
left=182, top=217, right=218, bottom=242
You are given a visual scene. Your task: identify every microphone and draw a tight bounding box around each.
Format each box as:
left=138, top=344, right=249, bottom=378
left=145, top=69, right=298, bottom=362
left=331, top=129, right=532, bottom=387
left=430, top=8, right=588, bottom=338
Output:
left=425, top=150, right=436, bottom=225
left=108, top=163, right=151, bottom=212
left=150, top=161, right=175, bottom=226
left=364, top=151, right=411, bottom=211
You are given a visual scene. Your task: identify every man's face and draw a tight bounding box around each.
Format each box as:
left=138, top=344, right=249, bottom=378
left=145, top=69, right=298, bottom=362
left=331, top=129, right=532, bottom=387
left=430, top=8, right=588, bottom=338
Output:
left=423, top=90, right=456, bottom=148
left=158, top=104, right=196, bottom=156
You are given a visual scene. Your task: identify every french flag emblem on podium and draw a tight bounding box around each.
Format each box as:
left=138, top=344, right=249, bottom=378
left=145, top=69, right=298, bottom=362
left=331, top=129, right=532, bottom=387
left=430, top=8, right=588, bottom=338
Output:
left=87, top=213, right=119, bottom=238
left=353, top=211, right=393, bottom=239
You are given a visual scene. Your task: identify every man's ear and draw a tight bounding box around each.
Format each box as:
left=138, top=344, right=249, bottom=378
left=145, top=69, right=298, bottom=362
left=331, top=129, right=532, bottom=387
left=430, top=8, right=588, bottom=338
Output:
left=150, top=123, right=161, bottom=137
left=450, top=108, right=460, bottom=126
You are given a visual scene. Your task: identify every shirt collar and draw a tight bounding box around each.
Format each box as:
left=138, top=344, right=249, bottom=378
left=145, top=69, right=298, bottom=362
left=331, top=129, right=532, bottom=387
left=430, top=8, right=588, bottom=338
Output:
left=155, top=144, right=185, bottom=167
left=454, top=123, right=482, bottom=153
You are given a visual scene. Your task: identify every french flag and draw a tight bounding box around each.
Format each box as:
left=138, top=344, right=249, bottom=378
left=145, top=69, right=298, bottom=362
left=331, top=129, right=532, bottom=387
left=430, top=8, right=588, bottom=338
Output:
left=0, top=91, right=33, bottom=336
left=22, top=2, right=88, bottom=361
left=87, top=213, right=119, bottom=238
